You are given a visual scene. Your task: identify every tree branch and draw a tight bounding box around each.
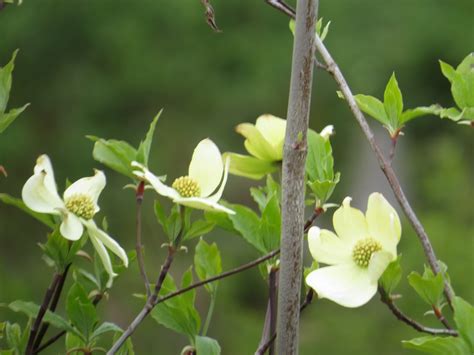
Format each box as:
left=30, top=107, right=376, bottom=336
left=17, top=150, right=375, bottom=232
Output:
left=379, top=288, right=457, bottom=336
left=277, top=0, right=318, bottom=353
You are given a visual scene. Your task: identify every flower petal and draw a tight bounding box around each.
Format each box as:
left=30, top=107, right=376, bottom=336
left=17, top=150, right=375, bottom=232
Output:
left=84, top=220, right=129, bottom=267
left=308, top=227, right=352, bottom=265
left=368, top=250, right=393, bottom=283
left=255, top=114, right=286, bottom=159
left=305, top=263, right=377, bottom=308
left=59, top=212, right=84, bottom=241
left=319, top=125, right=334, bottom=140
left=132, top=162, right=180, bottom=200
left=22, top=172, right=64, bottom=214
left=88, top=234, right=117, bottom=288
left=64, top=170, right=106, bottom=213
left=236, top=123, right=280, bottom=161
left=173, top=196, right=235, bottom=214
left=333, top=197, right=369, bottom=244
left=366, top=192, right=401, bottom=257
left=22, top=155, right=63, bottom=213
left=207, top=156, right=230, bottom=202
left=188, top=139, right=223, bottom=197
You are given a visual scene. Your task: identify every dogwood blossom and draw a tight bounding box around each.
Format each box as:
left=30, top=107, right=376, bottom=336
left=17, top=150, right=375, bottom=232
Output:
left=22, top=155, right=128, bottom=286
left=132, top=138, right=234, bottom=214
left=305, top=193, right=401, bottom=307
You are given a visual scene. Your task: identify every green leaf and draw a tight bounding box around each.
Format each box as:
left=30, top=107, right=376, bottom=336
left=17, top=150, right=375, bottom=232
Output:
left=204, top=210, right=235, bottom=233
left=183, top=220, right=216, bottom=241
left=65, top=332, right=86, bottom=353
left=307, top=173, right=340, bottom=206
left=306, top=129, right=334, bottom=182
left=195, top=336, right=221, bottom=355
left=290, top=18, right=330, bottom=42
left=8, top=300, right=77, bottom=335
left=403, top=336, right=470, bottom=355
left=250, top=175, right=280, bottom=213
left=90, top=322, right=122, bottom=341
left=0, top=104, right=29, bottom=134
left=353, top=94, right=389, bottom=126
left=259, top=194, right=281, bottom=252
left=66, top=283, right=98, bottom=341
left=440, top=60, right=456, bottom=83
left=154, top=199, right=169, bottom=236
left=407, top=265, right=444, bottom=307
left=88, top=136, right=138, bottom=179
left=400, top=105, right=442, bottom=124
left=4, top=323, right=21, bottom=352
left=136, top=110, right=162, bottom=166
left=440, top=54, right=474, bottom=110
left=225, top=152, right=277, bottom=180
left=227, top=204, right=265, bottom=253
left=112, top=333, right=135, bottom=355
left=384, top=73, right=404, bottom=129
left=194, top=239, right=222, bottom=294
left=152, top=269, right=201, bottom=339
left=0, top=193, right=56, bottom=228
left=452, top=297, right=474, bottom=351
left=379, top=255, right=402, bottom=294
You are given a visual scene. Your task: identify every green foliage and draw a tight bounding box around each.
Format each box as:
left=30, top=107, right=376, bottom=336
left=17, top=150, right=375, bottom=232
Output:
left=225, top=153, right=277, bottom=180
left=39, top=229, right=86, bottom=270
left=407, top=265, right=444, bottom=307
left=305, top=129, right=339, bottom=206
left=289, top=17, right=331, bottom=41
left=194, top=239, right=222, bottom=294
left=0, top=321, right=30, bottom=355
left=349, top=73, right=440, bottom=136
left=403, top=336, right=470, bottom=355
left=152, top=268, right=201, bottom=341
left=438, top=53, right=474, bottom=124
left=195, top=336, right=221, bottom=355
left=88, top=111, right=161, bottom=179
left=453, top=297, right=474, bottom=351
left=0, top=193, right=55, bottom=228
left=0, top=50, right=28, bottom=134
left=379, top=255, right=402, bottom=294
left=66, top=283, right=98, bottom=342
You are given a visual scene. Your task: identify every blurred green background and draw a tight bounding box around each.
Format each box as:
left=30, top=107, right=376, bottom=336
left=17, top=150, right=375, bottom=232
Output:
left=0, top=0, right=472, bottom=353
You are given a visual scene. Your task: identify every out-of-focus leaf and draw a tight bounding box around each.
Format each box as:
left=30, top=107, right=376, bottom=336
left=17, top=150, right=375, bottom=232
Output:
left=380, top=255, right=402, bottom=294
left=183, top=220, right=216, bottom=241
left=136, top=110, right=162, bottom=166
left=402, top=335, right=470, bottom=354
left=194, top=239, right=222, bottom=294
left=452, top=297, right=474, bottom=351
left=195, top=336, right=221, bottom=355
left=407, top=265, right=444, bottom=307
left=400, top=105, right=442, bottom=124
left=0, top=193, right=55, bottom=228
left=66, top=283, right=98, bottom=341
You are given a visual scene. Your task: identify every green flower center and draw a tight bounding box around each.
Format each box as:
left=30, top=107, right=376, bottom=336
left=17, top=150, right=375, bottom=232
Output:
left=172, top=176, right=201, bottom=198
left=352, top=238, right=382, bottom=268
left=65, top=194, right=95, bottom=220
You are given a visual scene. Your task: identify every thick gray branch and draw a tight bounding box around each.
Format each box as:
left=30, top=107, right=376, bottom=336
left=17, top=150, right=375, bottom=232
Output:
left=276, top=0, right=318, bottom=353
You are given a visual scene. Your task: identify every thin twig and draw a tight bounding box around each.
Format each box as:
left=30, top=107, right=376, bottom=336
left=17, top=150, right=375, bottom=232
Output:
left=379, top=288, right=457, bottom=336
left=107, top=246, right=176, bottom=354
left=433, top=306, right=452, bottom=330
left=264, top=0, right=455, bottom=308
left=33, top=264, right=71, bottom=351
left=135, top=181, right=151, bottom=299
left=268, top=269, right=278, bottom=355
left=26, top=272, right=62, bottom=354
left=388, top=129, right=401, bottom=165
left=264, top=0, right=295, bottom=18
left=304, top=207, right=323, bottom=233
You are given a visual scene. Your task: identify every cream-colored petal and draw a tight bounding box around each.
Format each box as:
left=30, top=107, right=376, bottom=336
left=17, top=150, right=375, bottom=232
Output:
left=307, top=226, right=352, bottom=265
left=333, top=197, right=369, bottom=244
left=83, top=220, right=129, bottom=267
left=368, top=250, right=393, bottom=283
left=132, top=162, right=180, bottom=200
left=64, top=170, right=106, bottom=213
left=59, top=212, right=83, bottom=241
left=22, top=172, right=64, bottom=214
left=88, top=234, right=117, bottom=288
left=366, top=192, right=401, bottom=257
left=33, top=155, right=58, bottom=196
left=255, top=114, right=286, bottom=159
left=207, top=156, right=230, bottom=202
left=237, top=123, right=280, bottom=161
left=173, top=196, right=235, bottom=214
left=305, top=263, right=377, bottom=308
left=188, top=139, right=223, bottom=197
left=319, top=125, right=334, bottom=140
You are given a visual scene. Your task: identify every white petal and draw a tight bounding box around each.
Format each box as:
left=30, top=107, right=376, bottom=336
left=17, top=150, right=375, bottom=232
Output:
left=366, top=193, right=401, bottom=258
left=255, top=114, right=286, bottom=159
left=333, top=197, right=369, bottom=244
left=207, top=156, right=230, bottom=202
left=84, top=220, right=129, bottom=267
left=173, top=196, right=235, bottom=214
left=33, top=155, right=59, bottom=196
left=64, top=170, right=106, bottom=213
left=307, top=226, right=352, bottom=265
left=88, top=233, right=117, bottom=288
left=368, top=250, right=393, bottom=283
left=22, top=172, right=64, bottom=214
left=305, top=263, right=377, bottom=308
left=132, top=162, right=180, bottom=200
left=319, top=125, right=334, bottom=140
left=188, top=139, right=223, bottom=197
left=59, top=212, right=84, bottom=241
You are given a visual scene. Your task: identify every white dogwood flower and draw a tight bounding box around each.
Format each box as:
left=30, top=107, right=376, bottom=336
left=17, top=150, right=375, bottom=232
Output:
left=305, top=193, right=401, bottom=308
left=22, top=155, right=128, bottom=286
left=132, top=138, right=234, bottom=214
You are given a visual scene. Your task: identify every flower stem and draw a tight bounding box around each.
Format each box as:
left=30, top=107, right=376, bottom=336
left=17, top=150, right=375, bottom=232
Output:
left=201, top=292, right=216, bottom=337
left=135, top=181, right=151, bottom=299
